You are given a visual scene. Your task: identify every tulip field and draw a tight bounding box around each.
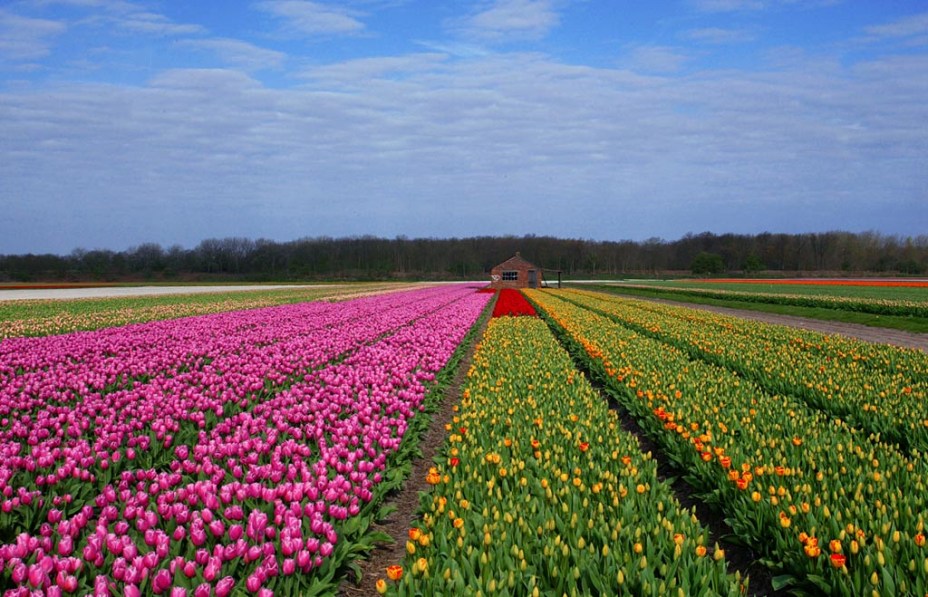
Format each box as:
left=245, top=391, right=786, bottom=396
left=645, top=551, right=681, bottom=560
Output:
left=0, top=283, right=412, bottom=340
left=0, top=285, right=491, bottom=595
left=526, top=289, right=928, bottom=596
left=603, top=280, right=928, bottom=318
left=380, top=303, right=743, bottom=595
left=3, top=283, right=927, bottom=596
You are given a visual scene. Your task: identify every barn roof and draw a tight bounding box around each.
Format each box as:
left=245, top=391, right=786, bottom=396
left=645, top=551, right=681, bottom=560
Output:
left=494, top=252, right=538, bottom=270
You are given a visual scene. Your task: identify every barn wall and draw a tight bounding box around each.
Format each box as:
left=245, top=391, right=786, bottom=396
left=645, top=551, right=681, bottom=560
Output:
left=489, top=259, right=542, bottom=289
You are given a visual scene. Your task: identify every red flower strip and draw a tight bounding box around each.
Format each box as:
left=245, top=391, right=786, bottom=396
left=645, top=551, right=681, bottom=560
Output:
left=492, top=289, right=537, bottom=317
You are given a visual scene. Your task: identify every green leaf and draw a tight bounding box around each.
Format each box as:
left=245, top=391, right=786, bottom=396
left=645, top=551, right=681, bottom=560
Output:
left=770, top=574, right=798, bottom=591
left=881, top=566, right=896, bottom=596
left=377, top=503, right=398, bottom=520
left=367, top=531, right=395, bottom=545
left=805, top=574, right=832, bottom=594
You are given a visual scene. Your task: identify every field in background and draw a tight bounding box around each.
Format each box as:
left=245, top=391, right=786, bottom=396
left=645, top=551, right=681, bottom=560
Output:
left=666, top=279, right=928, bottom=301
left=582, top=279, right=928, bottom=333
left=0, top=283, right=425, bottom=339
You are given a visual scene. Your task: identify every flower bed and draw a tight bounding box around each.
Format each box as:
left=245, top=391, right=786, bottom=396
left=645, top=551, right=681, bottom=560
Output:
left=379, top=316, right=742, bottom=596
left=529, top=289, right=928, bottom=596
left=0, top=286, right=491, bottom=595
left=560, top=288, right=928, bottom=452
left=491, top=289, right=537, bottom=318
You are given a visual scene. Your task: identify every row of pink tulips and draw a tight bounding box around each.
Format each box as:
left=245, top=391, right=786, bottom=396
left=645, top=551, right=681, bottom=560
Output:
left=0, top=286, right=490, bottom=595
left=1, top=287, right=469, bottom=508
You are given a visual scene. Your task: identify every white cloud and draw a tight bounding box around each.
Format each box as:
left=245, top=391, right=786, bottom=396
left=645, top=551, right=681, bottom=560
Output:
left=865, top=12, right=928, bottom=43
left=414, top=40, right=490, bottom=59
left=255, top=1, right=365, bottom=36
left=0, top=10, right=66, bottom=65
left=147, top=68, right=263, bottom=91
left=453, top=0, right=561, bottom=42
left=690, top=0, right=840, bottom=12
left=25, top=0, right=204, bottom=36
left=1, top=40, right=926, bottom=253
left=28, top=0, right=138, bottom=12
left=684, top=27, right=756, bottom=44
left=691, top=0, right=764, bottom=12
left=177, top=38, right=286, bottom=71
left=627, top=46, right=690, bottom=73
left=115, top=11, right=204, bottom=36
left=300, top=52, right=447, bottom=83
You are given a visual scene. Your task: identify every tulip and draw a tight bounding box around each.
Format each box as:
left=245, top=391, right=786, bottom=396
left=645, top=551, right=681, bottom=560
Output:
left=28, top=563, right=47, bottom=588
left=386, top=565, right=403, bottom=581
left=245, top=574, right=262, bottom=592
left=215, top=577, right=235, bottom=597
left=152, top=569, right=172, bottom=595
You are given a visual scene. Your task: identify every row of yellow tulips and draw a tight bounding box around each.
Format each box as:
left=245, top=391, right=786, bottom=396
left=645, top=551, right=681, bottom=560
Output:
left=379, top=316, right=743, bottom=596
left=527, top=290, right=928, bottom=596
left=562, top=288, right=928, bottom=453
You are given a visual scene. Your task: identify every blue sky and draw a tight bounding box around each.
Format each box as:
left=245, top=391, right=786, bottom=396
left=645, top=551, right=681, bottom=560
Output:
left=1, top=0, right=926, bottom=254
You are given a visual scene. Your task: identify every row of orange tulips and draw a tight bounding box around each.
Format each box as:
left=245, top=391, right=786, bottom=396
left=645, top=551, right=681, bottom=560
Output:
left=562, top=288, right=928, bottom=452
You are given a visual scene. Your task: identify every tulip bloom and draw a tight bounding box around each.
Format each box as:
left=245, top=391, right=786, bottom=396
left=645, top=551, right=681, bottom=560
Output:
left=386, top=565, right=403, bottom=581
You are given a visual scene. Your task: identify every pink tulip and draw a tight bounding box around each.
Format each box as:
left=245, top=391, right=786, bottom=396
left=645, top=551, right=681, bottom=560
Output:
left=94, top=575, right=111, bottom=597
left=245, top=574, right=262, bottom=592
left=282, top=557, right=296, bottom=576
left=28, top=563, right=47, bottom=588
left=215, top=577, right=235, bottom=597
left=11, top=562, right=27, bottom=584
left=152, top=569, right=172, bottom=594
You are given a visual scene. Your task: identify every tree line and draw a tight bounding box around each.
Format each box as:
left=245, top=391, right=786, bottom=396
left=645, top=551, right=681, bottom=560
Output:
left=1, top=231, right=926, bottom=282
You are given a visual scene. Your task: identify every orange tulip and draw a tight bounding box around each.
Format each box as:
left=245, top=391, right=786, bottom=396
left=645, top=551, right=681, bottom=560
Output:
left=386, top=565, right=403, bottom=581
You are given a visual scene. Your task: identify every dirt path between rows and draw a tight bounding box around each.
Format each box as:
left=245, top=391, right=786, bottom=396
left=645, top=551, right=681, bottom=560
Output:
left=639, top=297, right=928, bottom=352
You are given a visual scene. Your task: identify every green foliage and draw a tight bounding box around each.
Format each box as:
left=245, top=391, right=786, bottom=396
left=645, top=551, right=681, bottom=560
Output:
left=691, top=252, right=725, bottom=276
left=743, top=253, right=765, bottom=273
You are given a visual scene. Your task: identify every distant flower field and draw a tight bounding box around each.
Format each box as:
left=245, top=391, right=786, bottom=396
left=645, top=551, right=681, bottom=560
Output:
left=0, top=283, right=414, bottom=340
left=611, top=279, right=928, bottom=318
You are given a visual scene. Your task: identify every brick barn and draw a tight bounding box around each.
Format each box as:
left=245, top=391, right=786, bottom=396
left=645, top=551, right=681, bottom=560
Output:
left=489, top=252, right=543, bottom=289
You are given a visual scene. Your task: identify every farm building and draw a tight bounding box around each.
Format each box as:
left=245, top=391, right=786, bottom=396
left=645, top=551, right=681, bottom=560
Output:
left=489, top=253, right=544, bottom=289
